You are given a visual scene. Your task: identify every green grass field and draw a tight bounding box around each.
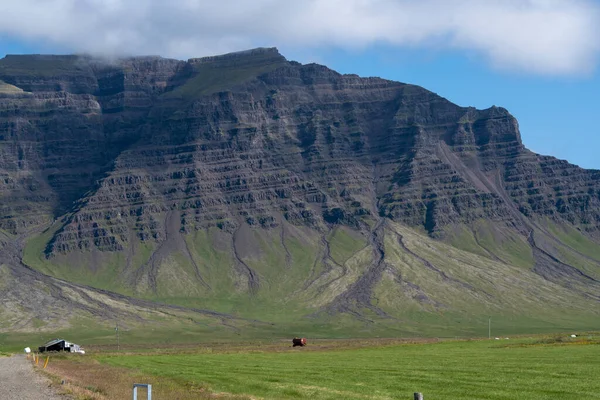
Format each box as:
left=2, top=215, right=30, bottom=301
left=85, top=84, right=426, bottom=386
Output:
left=95, top=337, right=600, bottom=400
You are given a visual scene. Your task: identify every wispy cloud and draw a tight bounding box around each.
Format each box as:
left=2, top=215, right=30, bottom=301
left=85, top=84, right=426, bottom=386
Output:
left=0, top=0, right=598, bottom=75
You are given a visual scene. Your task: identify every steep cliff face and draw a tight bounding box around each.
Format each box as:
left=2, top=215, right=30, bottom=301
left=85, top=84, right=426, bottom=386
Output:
left=1, top=48, right=599, bottom=334
left=0, top=54, right=185, bottom=234
left=3, top=49, right=599, bottom=243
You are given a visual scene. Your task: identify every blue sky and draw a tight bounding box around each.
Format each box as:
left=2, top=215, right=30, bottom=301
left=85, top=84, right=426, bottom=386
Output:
left=1, top=0, right=599, bottom=169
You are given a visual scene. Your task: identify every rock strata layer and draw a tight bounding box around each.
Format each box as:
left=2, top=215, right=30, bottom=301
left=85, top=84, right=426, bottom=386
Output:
left=1, top=48, right=599, bottom=252
left=1, top=48, right=599, bottom=333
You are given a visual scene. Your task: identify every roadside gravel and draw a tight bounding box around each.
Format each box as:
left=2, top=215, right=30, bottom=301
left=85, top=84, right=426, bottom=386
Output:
left=0, top=354, right=67, bottom=399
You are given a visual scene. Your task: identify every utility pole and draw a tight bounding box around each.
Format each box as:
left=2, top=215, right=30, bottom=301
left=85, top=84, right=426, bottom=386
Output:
left=488, top=317, right=491, bottom=339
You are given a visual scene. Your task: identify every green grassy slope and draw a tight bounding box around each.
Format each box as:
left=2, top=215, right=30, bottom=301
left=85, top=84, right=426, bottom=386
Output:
left=0, top=55, right=86, bottom=77
left=445, top=221, right=534, bottom=269
left=0, top=80, right=26, bottom=93
left=17, top=216, right=600, bottom=339
left=164, top=51, right=287, bottom=100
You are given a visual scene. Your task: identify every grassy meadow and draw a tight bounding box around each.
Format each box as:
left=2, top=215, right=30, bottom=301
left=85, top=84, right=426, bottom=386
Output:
left=36, top=335, right=600, bottom=400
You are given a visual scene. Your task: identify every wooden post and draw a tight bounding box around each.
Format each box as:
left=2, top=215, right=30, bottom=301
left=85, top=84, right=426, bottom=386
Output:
left=414, top=393, right=423, bottom=400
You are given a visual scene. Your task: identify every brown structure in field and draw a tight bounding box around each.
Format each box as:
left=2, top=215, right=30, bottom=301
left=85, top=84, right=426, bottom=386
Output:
left=292, top=337, right=307, bottom=347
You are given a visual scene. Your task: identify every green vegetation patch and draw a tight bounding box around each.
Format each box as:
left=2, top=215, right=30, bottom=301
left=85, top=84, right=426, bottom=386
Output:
left=540, top=220, right=600, bottom=280
left=0, top=54, right=89, bottom=77
left=0, top=79, right=26, bottom=93
left=328, top=227, right=367, bottom=265
left=164, top=53, right=287, bottom=100
left=444, top=222, right=534, bottom=269
left=99, top=338, right=600, bottom=400
left=543, top=219, right=600, bottom=262
left=22, top=221, right=140, bottom=296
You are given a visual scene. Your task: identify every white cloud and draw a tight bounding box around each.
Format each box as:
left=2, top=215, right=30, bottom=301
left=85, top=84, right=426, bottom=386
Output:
left=0, top=0, right=598, bottom=75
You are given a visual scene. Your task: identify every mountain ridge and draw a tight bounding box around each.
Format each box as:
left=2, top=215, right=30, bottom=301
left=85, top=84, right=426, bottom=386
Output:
left=0, top=48, right=599, bottom=337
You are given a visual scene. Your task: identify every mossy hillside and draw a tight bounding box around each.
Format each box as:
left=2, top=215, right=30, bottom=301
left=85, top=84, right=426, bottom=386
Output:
left=327, top=227, right=368, bottom=265
left=0, top=55, right=90, bottom=78
left=539, top=219, right=600, bottom=280
left=380, top=223, right=599, bottom=332
left=444, top=221, right=534, bottom=269
left=544, top=218, right=600, bottom=261
left=19, top=219, right=600, bottom=338
left=164, top=51, right=287, bottom=100
left=0, top=265, right=10, bottom=292
left=0, top=80, right=26, bottom=93
left=22, top=222, right=153, bottom=297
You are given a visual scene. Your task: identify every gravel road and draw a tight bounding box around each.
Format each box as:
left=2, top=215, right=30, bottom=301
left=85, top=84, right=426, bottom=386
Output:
left=0, top=354, right=66, bottom=399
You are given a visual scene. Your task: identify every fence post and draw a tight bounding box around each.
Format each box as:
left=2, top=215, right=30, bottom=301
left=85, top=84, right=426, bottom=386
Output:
left=133, top=383, right=152, bottom=400
left=414, top=393, right=424, bottom=400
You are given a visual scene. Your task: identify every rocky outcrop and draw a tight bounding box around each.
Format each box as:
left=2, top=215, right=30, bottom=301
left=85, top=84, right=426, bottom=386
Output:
left=1, top=48, right=599, bottom=254
left=2, top=48, right=600, bottom=333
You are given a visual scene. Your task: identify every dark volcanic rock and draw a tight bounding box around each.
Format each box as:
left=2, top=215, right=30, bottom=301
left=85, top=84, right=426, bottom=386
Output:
left=1, top=47, right=599, bottom=255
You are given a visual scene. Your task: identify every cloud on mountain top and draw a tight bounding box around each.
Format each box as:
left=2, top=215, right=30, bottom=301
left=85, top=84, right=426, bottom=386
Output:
left=0, top=0, right=598, bottom=75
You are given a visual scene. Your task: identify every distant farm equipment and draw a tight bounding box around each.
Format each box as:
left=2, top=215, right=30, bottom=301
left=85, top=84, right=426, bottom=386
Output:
left=292, top=337, right=307, bottom=347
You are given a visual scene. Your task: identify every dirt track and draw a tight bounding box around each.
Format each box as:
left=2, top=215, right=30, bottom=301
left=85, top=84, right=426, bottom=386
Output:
left=0, top=355, right=66, bottom=399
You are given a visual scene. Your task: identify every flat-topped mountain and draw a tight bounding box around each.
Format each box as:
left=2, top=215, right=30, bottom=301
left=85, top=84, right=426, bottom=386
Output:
left=0, top=48, right=598, bottom=337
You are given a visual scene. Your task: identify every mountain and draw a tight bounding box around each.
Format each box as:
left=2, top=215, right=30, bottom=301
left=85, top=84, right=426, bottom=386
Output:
left=0, top=48, right=599, bottom=338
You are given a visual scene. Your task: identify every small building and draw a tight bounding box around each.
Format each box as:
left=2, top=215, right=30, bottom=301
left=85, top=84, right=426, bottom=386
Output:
left=38, top=338, right=84, bottom=354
